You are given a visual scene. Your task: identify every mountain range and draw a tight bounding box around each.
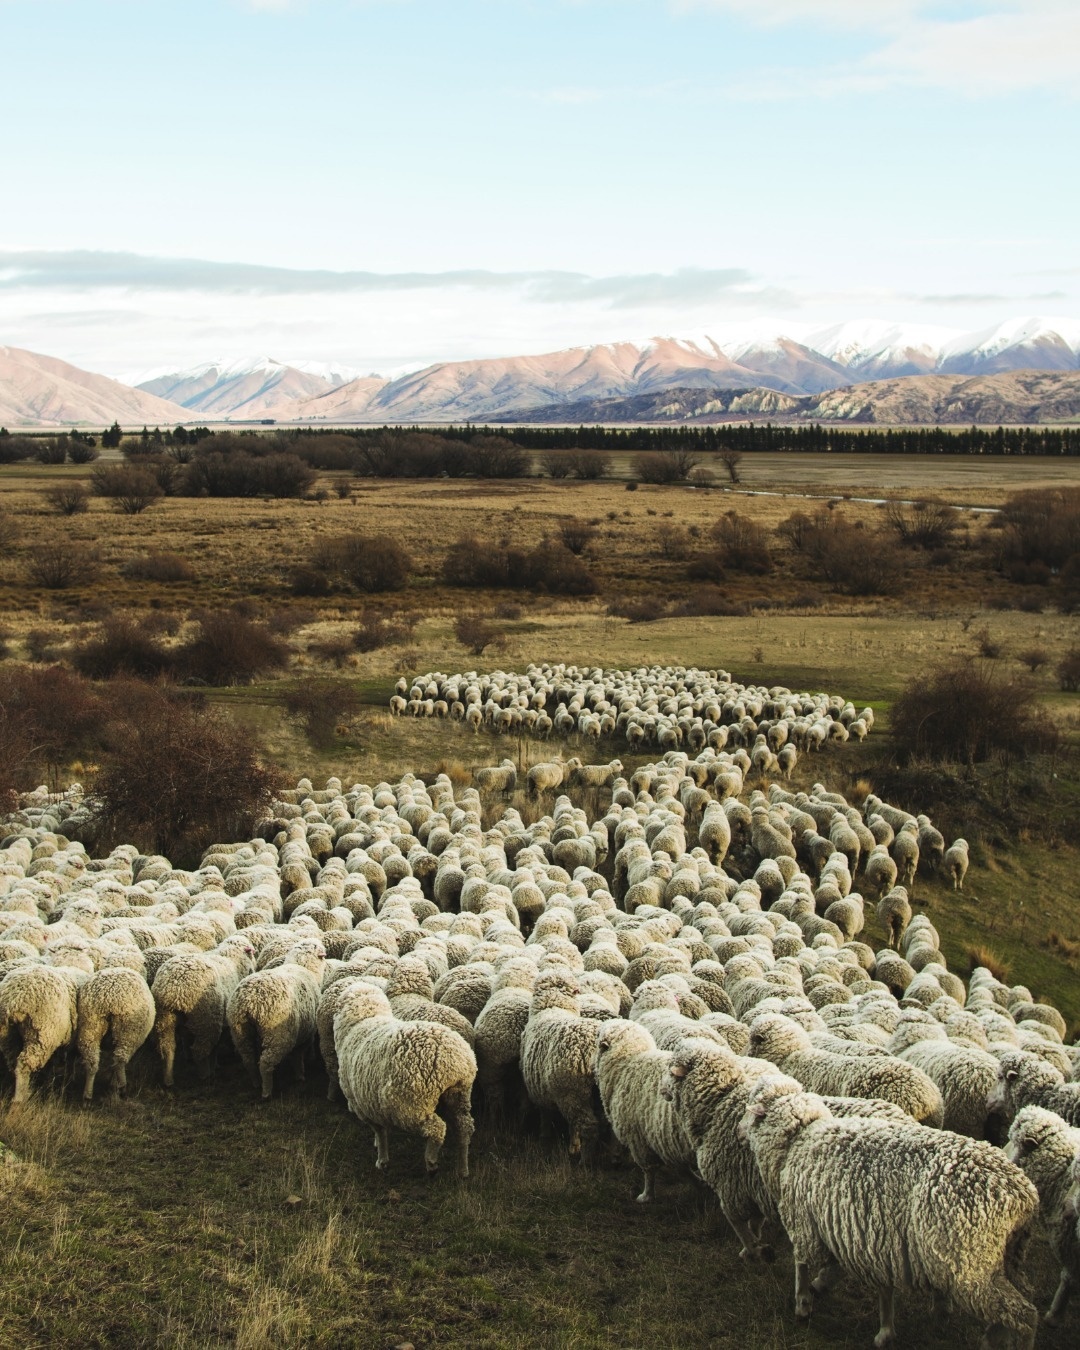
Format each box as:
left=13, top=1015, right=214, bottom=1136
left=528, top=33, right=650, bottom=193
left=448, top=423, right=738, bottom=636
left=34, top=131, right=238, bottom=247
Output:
left=2, top=316, right=1080, bottom=428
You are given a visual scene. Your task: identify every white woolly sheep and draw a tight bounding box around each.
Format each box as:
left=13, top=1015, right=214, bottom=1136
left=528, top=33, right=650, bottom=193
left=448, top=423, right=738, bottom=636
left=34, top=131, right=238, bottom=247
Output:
left=1006, top=1105, right=1080, bottom=1327
left=945, top=838, right=970, bottom=891
left=226, top=939, right=326, bottom=1099
left=0, top=964, right=87, bottom=1102
left=151, top=934, right=256, bottom=1086
left=334, top=982, right=476, bottom=1177
left=77, top=966, right=156, bottom=1101
left=520, top=970, right=602, bottom=1160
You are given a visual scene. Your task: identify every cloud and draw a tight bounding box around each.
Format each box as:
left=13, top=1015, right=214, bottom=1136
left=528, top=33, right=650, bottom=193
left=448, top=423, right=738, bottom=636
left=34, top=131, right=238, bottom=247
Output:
left=0, top=251, right=786, bottom=310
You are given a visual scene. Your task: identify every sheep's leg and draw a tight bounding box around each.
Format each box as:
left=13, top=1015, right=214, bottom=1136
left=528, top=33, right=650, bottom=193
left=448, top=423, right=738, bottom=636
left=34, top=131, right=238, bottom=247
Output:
left=111, top=1053, right=130, bottom=1098
left=1045, top=1267, right=1074, bottom=1325
left=873, top=1288, right=896, bottom=1348
left=794, top=1261, right=815, bottom=1321
left=418, top=1113, right=447, bottom=1174
left=189, top=1019, right=220, bottom=1082
left=81, top=1043, right=100, bottom=1103
left=292, top=1043, right=306, bottom=1084
left=727, top=1213, right=772, bottom=1262
left=812, top=1257, right=843, bottom=1295
left=155, top=1013, right=177, bottom=1087
left=258, top=1052, right=278, bottom=1101
left=374, top=1125, right=392, bottom=1170
left=13, top=1058, right=33, bottom=1105
left=974, top=1272, right=1038, bottom=1350
left=440, top=1081, right=474, bottom=1179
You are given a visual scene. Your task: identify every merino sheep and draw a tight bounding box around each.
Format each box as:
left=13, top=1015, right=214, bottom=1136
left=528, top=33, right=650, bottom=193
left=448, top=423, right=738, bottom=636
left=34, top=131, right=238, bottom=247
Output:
left=743, top=1076, right=1039, bottom=1348
left=151, top=934, right=256, bottom=1086
left=76, top=966, right=156, bottom=1101
left=594, top=1019, right=694, bottom=1202
left=945, top=838, right=970, bottom=891
left=226, top=940, right=326, bottom=1099
left=334, top=982, right=476, bottom=1177
left=0, top=964, right=86, bottom=1102
left=520, top=970, right=602, bottom=1160
left=988, top=1049, right=1080, bottom=1128
left=1006, top=1105, right=1080, bottom=1327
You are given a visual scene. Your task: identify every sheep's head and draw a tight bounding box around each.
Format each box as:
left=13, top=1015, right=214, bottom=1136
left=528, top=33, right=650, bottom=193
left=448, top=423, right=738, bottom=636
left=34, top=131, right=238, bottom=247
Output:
left=596, top=1018, right=654, bottom=1063
left=748, top=1013, right=806, bottom=1064
left=1005, top=1104, right=1068, bottom=1168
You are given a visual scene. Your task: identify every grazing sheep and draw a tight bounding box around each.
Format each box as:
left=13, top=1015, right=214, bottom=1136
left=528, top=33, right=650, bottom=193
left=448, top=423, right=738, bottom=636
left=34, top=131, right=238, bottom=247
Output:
left=742, top=1076, right=1039, bottom=1349
left=226, top=940, right=326, bottom=1099
left=749, top=1013, right=944, bottom=1126
left=0, top=964, right=86, bottom=1102
left=474, top=760, right=517, bottom=795
left=520, top=970, right=602, bottom=1160
left=594, top=1019, right=694, bottom=1202
left=151, top=934, right=256, bottom=1086
left=1006, top=1105, right=1080, bottom=1327
left=76, top=966, right=156, bottom=1102
left=334, top=982, right=476, bottom=1177
left=945, top=838, right=970, bottom=891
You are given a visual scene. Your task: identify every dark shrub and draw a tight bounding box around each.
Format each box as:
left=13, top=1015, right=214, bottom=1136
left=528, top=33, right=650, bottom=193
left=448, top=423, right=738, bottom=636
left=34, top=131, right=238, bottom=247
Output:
left=1000, top=487, right=1080, bottom=570
left=634, top=448, right=700, bottom=483
left=95, top=686, right=279, bottom=862
left=178, top=611, right=291, bottom=685
left=74, top=616, right=173, bottom=679
left=607, top=596, right=667, bottom=623
left=678, top=586, right=750, bottom=617
left=0, top=664, right=106, bottom=784
left=455, top=614, right=499, bottom=654
left=1058, top=647, right=1080, bottom=693
left=1018, top=647, right=1050, bottom=673
left=559, top=518, right=597, bottom=555
left=337, top=534, right=413, bottom=592
left=291, top=564, right=337, bottom=597
left=122, top=552, right=195, bottom=583
left=34, top=438, right=69, bottom=465
left=181, top=451, right=314, bottom=498
left=712, top=512, right=772, bottom=574
left=352, top=610, right=417, bottom=652
left=1056, top=554, right=1080, bottom=614
left=283, top=678, right=364, bottom=748
left=656, top=522, right=689, bottom=560
left=891, top=660, right=1057, bottom=765
left=0, top=436, right=33, bottom=465
left=44, top=484, right=90, bottom=516
left=67, top=439, right=100, bottom=465
left=885, top=498, right=958, bottom=548
left=526, top=541, right=597, bottom=594
left=27, top=542, right=98, bottom=589
left=91, top=464, right=162, bottom=514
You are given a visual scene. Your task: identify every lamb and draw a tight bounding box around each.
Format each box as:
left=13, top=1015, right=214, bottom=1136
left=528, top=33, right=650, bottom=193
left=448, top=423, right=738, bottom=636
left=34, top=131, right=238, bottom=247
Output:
left=334, top=982, right=476, bottom=1177
left=748, top=1013, right=944, bottom=1126
left=1006, top=1105, right=1080, bottom=1327
left=988, top=1049, right=1080, bottom=1127
left=76, top=966, right=156, bottom=1101
left=0, top=964, right=87, bottom=1102
left=594, top=1019, right=695, bottom=1202
left=742, top=1075, right=1039, bottom=1348
left=226, top=939, right=326, bottom=1099
left=520, top=970, right=602, bottom=1160
left=151, top=934, right=256, bottom=1086
left=945, top=837, right=970, bottom=891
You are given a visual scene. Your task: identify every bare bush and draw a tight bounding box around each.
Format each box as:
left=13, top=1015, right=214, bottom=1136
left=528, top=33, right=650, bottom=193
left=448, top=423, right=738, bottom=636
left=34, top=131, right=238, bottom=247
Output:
left=711, top=512, right=772, bottom=574
left=1018, top=647, right=1050, bottom=673
left=121, top=552, right=195, bottom=582
left=26, top=542, right=97, bottom=590
left=606, top=596, right=667, bottom=623
left=0, top=664, right=106, bottom=786
left=178, top=611, right=290, bottom=686
left=999, top=487, right=1080, bottom=570
left=885, top=498, right=958, bottom=548
left=455, top=614, right=500, bottom=655
left=1057, top=647, right=1080, bottom=693
left=442, top=535, right=596, bottom=595
left=559, top=518, right=597, bottom=555
left=891, top=660, right=1057, bottom=765
left=656, top=522, right=689, bottom=560
left=634, top=448, right=700, bottom=484
left=95, top=687, right=278, bottom=863
left=283, top=678, right=364, bottom=748
left=91, top=464, right=162, bottom=514
left=44, top=484, right=90, bottom=516
left=73, top=617, right=173, bottom=680
left=352, top=610, right=418, bottom=653
left=719, top=449, right=743, bottom=484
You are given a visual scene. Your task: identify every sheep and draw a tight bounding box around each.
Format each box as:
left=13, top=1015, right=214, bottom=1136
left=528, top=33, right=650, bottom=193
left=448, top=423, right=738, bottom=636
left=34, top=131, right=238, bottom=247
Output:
left=474, top=759, right=517, bottom=795
left=334, top=982, right=476, bottom=1177
left=528, top=761, right=571, bottom=797
left=945, top=838, right=970, bottom=891
left=151, top=933, right=256, bottom=1086
left=76, top=966, right=156, bottom=1102
left=1006, top=1105, right=1080, bottom=1327
left=891, top=820, right=920, bottom=889
left=0, top=964, right=86, bottom=1102
left=520, top=970, right=602, bottom=1160
left=742, top=1075, right=1039, bottom=1349
left=888, top=1017, right=1000, bottom=1138
left=748, top=1013, right=944, bottom=1126
left=594, top=1019, right=694, bottom=1202
left=226, top=940, right=326, bottom=1099
left=876, top=886, right=912, bottom=950
left=988, top=1049, right=1080, bottom=1127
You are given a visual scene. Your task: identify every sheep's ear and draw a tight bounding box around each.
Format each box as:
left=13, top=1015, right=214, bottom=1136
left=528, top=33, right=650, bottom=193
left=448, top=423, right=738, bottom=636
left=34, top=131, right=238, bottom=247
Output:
left=1005, top=1068, right=1018, bottom=1082
left=670, top=1062, right=688, bottom=1080
left=750, top=1101, right=767, bottom=1120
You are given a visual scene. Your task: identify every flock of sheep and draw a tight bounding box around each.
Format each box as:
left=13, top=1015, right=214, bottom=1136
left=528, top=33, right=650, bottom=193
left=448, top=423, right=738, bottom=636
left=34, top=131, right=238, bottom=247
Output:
left=0, top=663, right=1076, bottom=1348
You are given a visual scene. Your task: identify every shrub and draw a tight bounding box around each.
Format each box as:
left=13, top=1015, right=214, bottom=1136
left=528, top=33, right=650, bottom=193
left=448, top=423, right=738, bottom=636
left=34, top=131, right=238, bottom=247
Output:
left=559, top=518, right=596, bottom=555
left=711, top=512, right=772, bottom=574
left=1057, top=647, right=1080, bottom=693
left=975, top=627, right=1004, bottom=659
left=624, top=480, right=638, bottom=492
left=91, top=464, right=162, bottom=514
left=34, top=438, right=69, bottom=465
left=352, top=610, right=418, bottom=653
left=95, top=686, right=279, bottom=862
left=0, top=507, right=22, bottom=551
left=0, top=435, right=33, bottom=465
left=24, top=627, right=62, bottom=662
left=607, top=596, right=667, bottom=623
left=337, top=534, right=413, bottom=593
left=885, top=498, right=958, bottom=548
left=290, top=564, right=336, bottom=598
left=441, top=535, right=595, bottom=595
left=810, top=524, right=901, bottom=596
left=283, top=678, right=364, bottom=748
left=0, top=664, right=106, bottom=785
left=26, top=542, right=97, bottom=589
left=121, top=552, right=195, bottom=583
left=656, top=522, right=689, bottom=560
left=1057, top=554, right=1080, bottom=614
left=494, top=602, right=522, bottom=620
left=677, top=586, right=750, bottom=617
left=890, top=659, right=1056, bottom=765
left=181, top=451, right=315, bottom=498
left=1018, top=647, right=1050, bottom=673
left=178, top=611, right=291, bottom=685
left=67, top=438, right=99, bottom=465
left=463, top=435, right=530, bottom=478
left=44, top=484, right=90, bottom=516
left=634, top=448, right=700, bottom=483
left=73, top=616, right=173, bottom=680
left=455, top=614, right=500, bottom=655
left=718, top=449, right=743, bottom=484
left=999, top=487, right=1080, bottom=570
left=126, top=452, right=178, bottom=496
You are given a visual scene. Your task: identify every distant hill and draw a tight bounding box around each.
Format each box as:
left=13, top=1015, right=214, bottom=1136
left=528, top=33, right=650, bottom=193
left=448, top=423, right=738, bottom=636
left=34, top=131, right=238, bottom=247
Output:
left=497, top=369, right=1080, bottom=426
left=0, top=346, right=188, bottom=428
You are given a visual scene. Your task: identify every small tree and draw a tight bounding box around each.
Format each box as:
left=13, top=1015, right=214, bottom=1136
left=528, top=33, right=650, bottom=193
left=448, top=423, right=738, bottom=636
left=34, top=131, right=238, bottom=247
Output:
left=719, top=449, right=743, bottom=484
left=1057, top=647, right=1080, bottom=693
left=26, top=542, right=97, bottom=589
left=634, top=448, right=700, bottom=484
left=455, top=614, right=499, bottom=655
left=885, top=498, right=957, bottom=549
left=91, top=464, right=162, bottom=514
left=44, top=483, right=90, bottom=516
left=559, top=517, right=597, bottom=556
left=283, top=678, right=364, bottom=748
left=1018, top=647, right=1050, bottom=673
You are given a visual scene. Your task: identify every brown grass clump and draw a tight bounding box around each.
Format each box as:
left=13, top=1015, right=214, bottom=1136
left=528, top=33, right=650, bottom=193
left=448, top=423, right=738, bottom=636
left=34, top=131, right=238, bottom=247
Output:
left=966, top=944, right=1010, bottom=983
left=122, top=552, right=196, bottom=583
left=1045, top=930, right=1080, bottom=962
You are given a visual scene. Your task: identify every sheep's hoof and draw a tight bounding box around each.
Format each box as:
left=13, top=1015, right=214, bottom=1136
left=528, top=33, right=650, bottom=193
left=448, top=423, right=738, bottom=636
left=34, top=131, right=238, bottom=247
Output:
left=635, top=1193, right=651, bottom=1204
left=425, top=1163, right=439, bottom=1176
left=375, top=1159, right=388, bottom=1170
left=873, top=1332, right=895, bottom=1348
left=1044, top=1313, right=1062, bottom=1328
left=795, top=1297, right=813, bottom=1322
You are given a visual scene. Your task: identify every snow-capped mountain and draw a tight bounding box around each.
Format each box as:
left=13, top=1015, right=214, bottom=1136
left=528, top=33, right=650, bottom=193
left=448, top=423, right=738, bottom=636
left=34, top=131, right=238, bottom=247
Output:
left=133, top=356, right=363, bottom=419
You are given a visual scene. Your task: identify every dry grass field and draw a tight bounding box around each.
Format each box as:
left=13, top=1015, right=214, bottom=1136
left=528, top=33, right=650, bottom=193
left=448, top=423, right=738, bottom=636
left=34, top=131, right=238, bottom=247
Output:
left=1, top=449, right=1079, bottom=1348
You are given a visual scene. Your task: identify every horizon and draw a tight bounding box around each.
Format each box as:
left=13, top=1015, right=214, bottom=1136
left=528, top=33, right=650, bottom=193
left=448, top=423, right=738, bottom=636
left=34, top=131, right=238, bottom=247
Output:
left=2, top=1, right=1078, bottom=376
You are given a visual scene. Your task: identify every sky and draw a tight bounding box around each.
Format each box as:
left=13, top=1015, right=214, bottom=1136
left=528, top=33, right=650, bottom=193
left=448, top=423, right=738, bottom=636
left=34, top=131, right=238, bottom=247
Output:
left=1, top=0, right=1077, bottom=378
